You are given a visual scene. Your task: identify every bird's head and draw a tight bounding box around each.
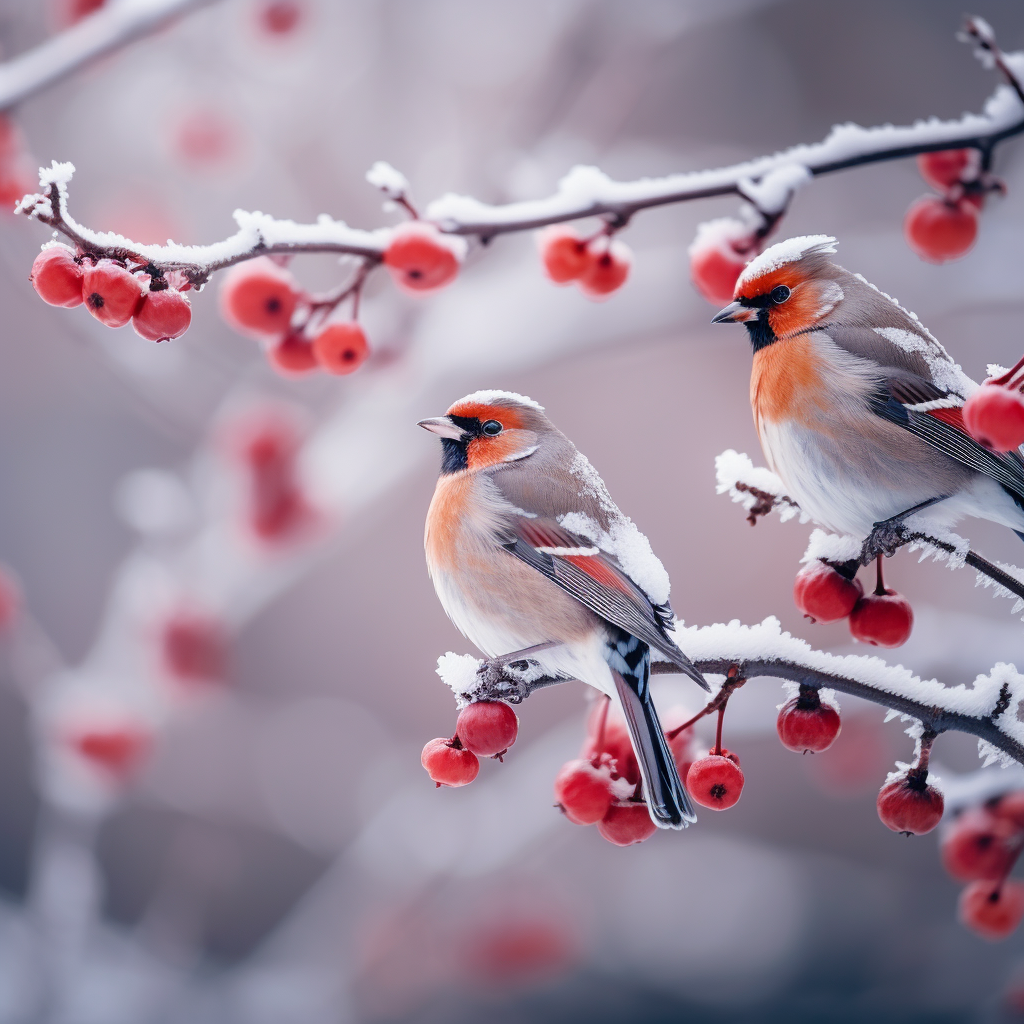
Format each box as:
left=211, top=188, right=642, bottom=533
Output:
left=712, top=235, right=845, bottom=352
left=418, top=390, right=549, bottom=474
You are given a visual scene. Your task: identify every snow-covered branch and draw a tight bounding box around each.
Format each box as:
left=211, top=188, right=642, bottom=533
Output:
left=16, top=18, right=1024, bottom=288
left=0, top=0, right=218, bottom=112
left=440, top=616, right=1024, bottom=768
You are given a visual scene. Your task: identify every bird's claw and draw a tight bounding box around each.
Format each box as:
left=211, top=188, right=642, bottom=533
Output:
left=861, top=519, right=910, bottom=563
left=475, top=658, right=531, bottom=703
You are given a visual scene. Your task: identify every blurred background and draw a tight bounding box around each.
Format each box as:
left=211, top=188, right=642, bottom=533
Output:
left=0, top=0, right=1022, bottom=1020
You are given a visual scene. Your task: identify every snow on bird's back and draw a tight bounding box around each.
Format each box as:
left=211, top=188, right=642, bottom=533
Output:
left=561, top=451, right=671, bottom=605
left=736, top=235, right=837, bottom=290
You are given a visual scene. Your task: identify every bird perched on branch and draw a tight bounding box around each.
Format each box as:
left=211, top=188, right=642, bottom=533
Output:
left=712, top=235, right=1024, bottom=552
left=419, top=391, right=708, bottom=829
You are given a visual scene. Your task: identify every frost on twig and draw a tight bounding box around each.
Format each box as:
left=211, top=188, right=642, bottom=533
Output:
left=437, top=616, right=1024, bottom=767
left=716, top=450, right=1024, bottom=610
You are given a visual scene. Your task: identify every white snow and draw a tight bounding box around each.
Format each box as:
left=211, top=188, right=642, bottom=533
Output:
left=801, top=529, right=862, bottom=565
left=735, top=235, right=836, bottom=290
left=452, top=390, right=544, bottom=412
left=714, top=450, right=806, bottom=523
left=436, top=652, right=482, bottom=698
left=737, top=163, right=811, bottom=216
left=687, top=216, right=757, bottom=259
left=562, top=451, right=671, bottom=605
left=872, top=327, right=976, bottom=398
left=365, top=161, right=410, bottom=199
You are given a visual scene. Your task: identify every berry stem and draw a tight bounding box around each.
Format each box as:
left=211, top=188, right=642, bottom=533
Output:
left=874, top=553, right=886, bottom=596
left=990, top=351, right=1024, bottom=387
left=665, top=664, right=745, bottom=740
left=593, top=695, right=611, bottom=760
left=714, top=703, right=726, bottom=757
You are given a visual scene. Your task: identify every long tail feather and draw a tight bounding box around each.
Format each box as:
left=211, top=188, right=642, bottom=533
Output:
left=607, top=630, right=695, bottom=829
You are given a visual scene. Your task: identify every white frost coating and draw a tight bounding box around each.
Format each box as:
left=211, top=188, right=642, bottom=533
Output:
left=905, top=524, right=970, bottom=571
left=737, top=164, right=811, bottom=216
left=975, top=558, right=1024, bottom=620
left=988, top=363, right=1010, bottom=380
left=779, top=679, right=839, bottom=713
left=365, top=161, right=410, bottom=199
left=801, top=529, right=862, bottom=565
left=978, top=738, right=1017, bottom=769
left=436, top=652, right=482, bottom=697
left=426, top=74, right=1024, bottom=232
left=872, top=327, right=975, bottom=398
left=714, top=450, right=806, bottom=524
left=688, top=216, right=758, bottom=259
left=452, top=390, right=544, bottom=412
left=562, top=451, right=671, bottom=605
left=735, top=235, right=836, bottom=289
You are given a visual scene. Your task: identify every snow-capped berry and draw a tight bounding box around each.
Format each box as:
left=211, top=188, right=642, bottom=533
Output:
left=421, top=737, right=479, bottom=787
left=917, top=149, right=977, bottom=192
left=687, top=753, right=744, bottom=810
left=991, top=791, right=1024, bottom=830
left=849, top=589, right=913, bottom=648
left=383, top=222, right=463, bottom=294
left=132, top=287, right=192, bottom=342
left=793, top=561, right=863, bottom=623
left=554, top=758, right=615, bottom=825
left=776, top=695, right=841, bottom=753
left=31, top=246, right=84, bottom=307
left=689, top=242, right=747, bottom=306
left=268, top=333, right=319, bottom=375
left=219, top=257, right=298, bottom=338
left=904, top=195, right=978, bottom=264
left=963, top=384, right=1024, bottom=452
left=537, top=226, right=590, bottom=284
left=312, top=322, right=370, bottom=375
left=958, top=879, right=1024, bottom=941
left=258, top=0, right=302, bottom=34
left=456, top=700, right=518, bottom=758
left=73, top=727, right=149, bottom=778
left=876, top=773, right=944, bottom=835
left=161, top=612, right=226, bottom=684
left=577, top=239, right=631, bottom=299
left=941, top=808, right=1019, bottom=881
left=597, top=803, right=657, bottom=846
left=82, top=260, right=143, bottom=328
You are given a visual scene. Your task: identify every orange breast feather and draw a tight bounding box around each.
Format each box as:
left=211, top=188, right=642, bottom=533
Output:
left=425, top=473, right=471, bottom=572
left=750, top=335, right=827, bottom=427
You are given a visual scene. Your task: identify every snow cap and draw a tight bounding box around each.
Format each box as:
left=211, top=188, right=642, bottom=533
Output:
left=736, top=235, right=837, bottom=290
left=454, top=390, right=544, bottom=412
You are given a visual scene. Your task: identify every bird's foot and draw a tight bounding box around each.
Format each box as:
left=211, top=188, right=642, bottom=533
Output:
left=860, top=519, right=910, bottom=564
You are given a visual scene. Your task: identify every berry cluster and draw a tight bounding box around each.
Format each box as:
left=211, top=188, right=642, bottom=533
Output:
left=903, top=149, right=997, bottom=264
left=31, top=244, right=192, bottom=342
left=159, top=610, right=227, bottom=688
left=794, top=555, right=913, bottom=648
left=421, top=700, right=520, bottom=787
left=962, top=353, right=1024, bottom=453
left=941, top=793, right=1024, bottom=940
left=537, top=226, right=632, bottom=299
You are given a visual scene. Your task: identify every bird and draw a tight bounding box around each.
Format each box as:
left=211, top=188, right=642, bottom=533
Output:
left=711, top=235, right=1024, bottom=551
left=418, top=390, right=709, bottom=829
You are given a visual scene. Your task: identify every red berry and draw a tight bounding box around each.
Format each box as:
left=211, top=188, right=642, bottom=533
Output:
left=82, top=260, right=143, bottom=328
left=661, top=705, right=696, bottom=779
left=219, top=257, right=298, bottom=338
left=577, top=239, right=631, bottom=299
left=687, top=754, right=744, bottom=811
left=793, top=561, right=863, bottom=623
left=383, top=222, right=462, bottom=294
left=73, top=727, right=149, bottom=778
left=312, top=322, right=370, bottom=375
left=258, top=0, right=302, bottom=34
left=904, top=195, right=977, bottom=264
left=537, top=226, right=590, bottom=284
left=991, top=791, right=1024, bottom=830
left=689, top=242, right=748, bottom=306
left=958, top=879, right=1024, bottom=941
left=776, top=695, right=841, bottom=753
left=941, top=808, right=1019, bottom=881
left=876, top=773, right=944, bottom=835
left=268, top=333, right=319, bottom=375
left=849, top=589, right=914, bottom=648
left=554, top=759, right=615, bottom=825
left=456, top=701, right=518, bottom=757
left=597, top=803, right=657, bottom=846
left=582, top=700, right=637, bottom=784
left=31, top=246, right=84, bottom=308
left=173, top=107, right=239, bottom=169
left=51, top=0, right=105, bottom=29
left=132, top=287, right=191, bottom=342
left=161, top=612, right=227, bottom=684
left=0, top=566, right=19, bottom=631
left=421, top=737, right=479, bottom=787
left=963, top=384, right=1024, bottom=452
left=917, top=149, right=977, bottom=192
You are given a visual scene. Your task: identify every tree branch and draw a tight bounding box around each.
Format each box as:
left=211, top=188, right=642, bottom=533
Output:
left=0, top=0, right=220, bottom=113
left=16, top=17, right=1024, bottom=285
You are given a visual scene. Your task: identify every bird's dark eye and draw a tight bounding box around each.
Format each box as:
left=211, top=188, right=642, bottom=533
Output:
left=770, top=285, right=791, bottom=304
left=481, top=419, right=503, bottom=436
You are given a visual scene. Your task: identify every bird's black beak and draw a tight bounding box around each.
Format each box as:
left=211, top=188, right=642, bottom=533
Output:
left=711, top=300, right=756, bottom=324
left=417, top=416, right=468, bottom=441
